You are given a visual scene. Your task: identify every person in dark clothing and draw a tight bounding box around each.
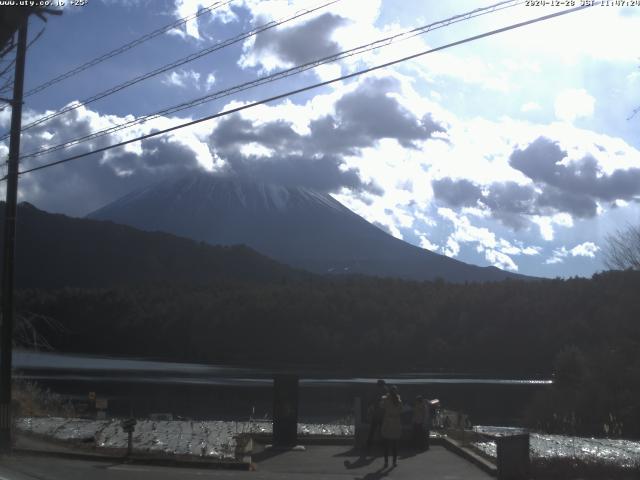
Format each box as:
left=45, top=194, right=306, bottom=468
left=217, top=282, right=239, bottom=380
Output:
left=424, top=399, right=433, bottom=450
left=366, top=379, right=388, bottom=451
left=381, top=385, right=403, bottom=468
left=411, top=395, right=427, bottom=451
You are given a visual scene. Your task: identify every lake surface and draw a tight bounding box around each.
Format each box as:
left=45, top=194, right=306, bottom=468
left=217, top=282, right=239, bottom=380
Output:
left=13, top=350, right=552, bottom=424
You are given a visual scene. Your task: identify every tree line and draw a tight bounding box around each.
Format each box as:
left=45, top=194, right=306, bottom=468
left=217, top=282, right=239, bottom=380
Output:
left=14, top=270, right=640, bottom=437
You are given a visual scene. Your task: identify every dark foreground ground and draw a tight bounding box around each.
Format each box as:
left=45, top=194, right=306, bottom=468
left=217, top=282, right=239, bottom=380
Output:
left=0, top=444, right=492, bottom=480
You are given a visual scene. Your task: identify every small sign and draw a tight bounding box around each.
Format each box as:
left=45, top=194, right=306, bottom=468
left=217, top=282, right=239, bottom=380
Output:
left=88, top=392, right=96, bottom=401
left=95, top=398, right=108, bottom=410
left=121, top=418, right=137, bottom=433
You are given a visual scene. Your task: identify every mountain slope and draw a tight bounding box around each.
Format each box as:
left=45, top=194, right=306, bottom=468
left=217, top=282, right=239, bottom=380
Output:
left=0, top=202, right=305, bottom=289
left=88, top=173, right=528, bottom=282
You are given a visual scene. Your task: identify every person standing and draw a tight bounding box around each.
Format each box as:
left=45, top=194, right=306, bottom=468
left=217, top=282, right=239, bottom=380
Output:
left=366, top=379, right=388, bottom=451
left=381, top=385, right=403, bottom=468
left=411, top=395, right=427, bottom=450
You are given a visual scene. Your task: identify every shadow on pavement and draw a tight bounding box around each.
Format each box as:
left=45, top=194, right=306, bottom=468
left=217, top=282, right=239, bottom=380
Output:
left=399, top=448, right=422, bottom=460
left=353, top=464, right=396, bottom=480
left=333, top=447, right=362, bottom=457
left=333, top=446, right=378, bottom=470
left=251, top=446, right=289, bottom=463
left=343, top=454, right=376, bottom=469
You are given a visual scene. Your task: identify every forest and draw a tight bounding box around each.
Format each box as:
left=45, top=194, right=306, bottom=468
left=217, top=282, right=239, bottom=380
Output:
left=14, top=269, right=640, bottom=438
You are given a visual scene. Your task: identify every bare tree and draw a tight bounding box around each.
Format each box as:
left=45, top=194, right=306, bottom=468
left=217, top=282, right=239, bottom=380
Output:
left=603, top=224, right=640, bottom=270
left=0, top=312, right=65, bottom=351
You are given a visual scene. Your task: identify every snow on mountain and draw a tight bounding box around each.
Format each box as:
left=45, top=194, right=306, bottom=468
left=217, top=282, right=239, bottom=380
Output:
left=88, top=172, right=528, bottom=282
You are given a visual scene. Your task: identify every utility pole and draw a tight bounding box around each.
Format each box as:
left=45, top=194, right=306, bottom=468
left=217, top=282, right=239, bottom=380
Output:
left=0, top=19, right=28, bottom=452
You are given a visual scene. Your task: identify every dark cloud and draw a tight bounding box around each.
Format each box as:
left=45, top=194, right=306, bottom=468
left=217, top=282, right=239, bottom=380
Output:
left=480, top=182, right=538, bottom=230
left=218, top=151, right=375, bottom=194
left=209, top=114, right=381, bottom=194
left=209, top=114, right=366, bottom=192
left=211, top=115, right=300, bottom=151
left=209, top=76, right=445, bottom=194
left=431, top=178, right=482, bottom=208
left=14, top=74, right=445, bottom=216
left=329, top=77, right=444, bottom=149
left=510, top=136, right=640, bottom=216
left=431, top=137, right=640, bottom=230
left=536, top=187, right=598, bottom=218
left=15, top=109, right=200, bottom=216
left=431, top=178, right=537, bottom=230
left=250, top=12, right=348, bottom=66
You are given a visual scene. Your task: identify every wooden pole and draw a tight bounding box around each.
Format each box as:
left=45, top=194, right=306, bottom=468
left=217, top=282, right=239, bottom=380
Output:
left=0, top=19, right=28, bottom=452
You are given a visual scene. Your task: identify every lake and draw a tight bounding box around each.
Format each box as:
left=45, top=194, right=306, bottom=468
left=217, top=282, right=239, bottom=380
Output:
left=13, top=350, right=552, bottom=425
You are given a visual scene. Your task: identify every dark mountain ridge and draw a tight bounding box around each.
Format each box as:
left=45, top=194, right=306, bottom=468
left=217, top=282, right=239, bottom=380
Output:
left=88, top=172, right=530, bottom=282
left=0, top=202, right=305, bottom=289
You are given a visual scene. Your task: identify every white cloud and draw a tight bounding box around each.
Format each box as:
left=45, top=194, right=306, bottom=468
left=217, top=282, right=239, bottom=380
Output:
left=570, top=241, right=599, bottom=258
left=172, top=0, right=236, bottom=39
left=545, top=248, right=567, bottom=265
left=239, top=142, right=274, bottom=158
left=545, top=241, right=600, bottom=265
left=444, top=237, right=460, bottom=257
left=552, top=213, right=574, bottom=228
left=434, top=207, right=545, bottom=270
left=521, top=102, right=541, bottom=113
left=418, top=233, right=439, bottom=251
left=205, top=73, right=216, bottom=89
left=415, top=52, right=513, bottom=92
left=498, top=239, right=541, bottom=256
left=162, top=69, right=201, bottom=89
left=554, top=89, right=595, bottom=123
left=485, top=249, right=517, bottom=271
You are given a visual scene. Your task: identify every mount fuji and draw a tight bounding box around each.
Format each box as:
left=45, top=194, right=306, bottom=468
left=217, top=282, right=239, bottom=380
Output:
left=88, top=172, right=527, bottom=282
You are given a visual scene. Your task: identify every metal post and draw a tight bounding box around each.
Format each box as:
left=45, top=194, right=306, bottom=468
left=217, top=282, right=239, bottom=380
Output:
left=0, top=20, right=28, bottom=452
left=127, top=430, right=133, bottom=457
left=273, top=375, right=299, bottom=447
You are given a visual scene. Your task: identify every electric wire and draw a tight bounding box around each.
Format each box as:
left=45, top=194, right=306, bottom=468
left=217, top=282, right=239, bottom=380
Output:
left=0, top=24, right=46, bottom=96
left=20, top=0, right=234, bottom=99
left=11, top=3, right=595, bottom=179
left=19, top=0, right=523, bottom=162
left=0, top=0, right=340, bottom=142
left=0, top=24, right=47, bottom=113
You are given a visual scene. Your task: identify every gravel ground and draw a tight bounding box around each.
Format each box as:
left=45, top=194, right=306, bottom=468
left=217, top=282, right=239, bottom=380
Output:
left=471, top=426, right=640, bottom=469
left=16, top=417, right=354, bottom=460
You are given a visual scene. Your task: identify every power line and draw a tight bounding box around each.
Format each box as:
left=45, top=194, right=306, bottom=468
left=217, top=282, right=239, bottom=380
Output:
left=0, top=24, right=46, bottom=111
left=21, top=0, right=233, bottom=99
left=19, top=0, right=523, bottom=162
left=13, top=3, right=595, bottom=179
left=0, top=24, right=45, bottom=91
left=0, top=0, right=340, bottom=142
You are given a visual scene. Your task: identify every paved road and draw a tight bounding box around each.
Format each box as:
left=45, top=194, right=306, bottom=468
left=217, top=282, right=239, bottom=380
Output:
left=0, top=445, right=492, bottom=479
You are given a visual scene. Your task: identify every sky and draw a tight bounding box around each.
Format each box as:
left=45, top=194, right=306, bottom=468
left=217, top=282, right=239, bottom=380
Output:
left=1, top=0, right=639, bottom=278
